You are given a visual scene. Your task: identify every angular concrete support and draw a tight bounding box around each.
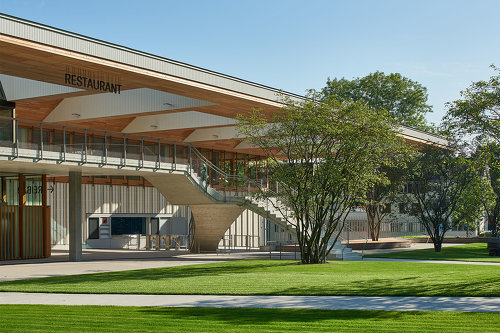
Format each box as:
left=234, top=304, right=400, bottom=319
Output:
left=190, top=204, right=244, bottom=252
left=69, top=170, right=82, bottom=262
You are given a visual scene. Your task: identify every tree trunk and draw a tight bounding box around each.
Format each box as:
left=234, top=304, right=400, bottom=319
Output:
left=366, top=205, right=378, bottom=241
left=431, top=232, right=444, bottom=252
left=489, top=214, right=498, bottom=238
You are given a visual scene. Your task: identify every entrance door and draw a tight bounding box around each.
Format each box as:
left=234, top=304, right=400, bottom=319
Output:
left=88, top=218, right=99, bottom=239
left=150, top=218, right=159, bottom=235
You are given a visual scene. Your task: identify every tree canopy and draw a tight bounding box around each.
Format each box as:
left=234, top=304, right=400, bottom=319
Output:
left=444, top=66, right=500, bottom=236
left=323, top=71, right=433, bottom=131
left=445, top=65, right=500, bottom=142
left=407, top=145, right=473, bottom=252
left=238, top=91, right=401, bottom=263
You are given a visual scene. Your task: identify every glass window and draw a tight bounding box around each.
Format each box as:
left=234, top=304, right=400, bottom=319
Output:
left=25, top=175, right=42, bottom=206
left=111, top=217, right=146, bottom=235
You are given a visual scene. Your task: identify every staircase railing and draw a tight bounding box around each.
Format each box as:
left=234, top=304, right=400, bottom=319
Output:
left=0, top=116, right=297, bottom=235
left=0, top=117, right=272, bottom=197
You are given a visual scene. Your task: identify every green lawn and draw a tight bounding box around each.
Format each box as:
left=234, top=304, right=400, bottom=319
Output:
left=0, top=305, right=499, bottom=333
left=1, top=260, right=499, bottom=296
left=365, top=243, right=500, bottom=262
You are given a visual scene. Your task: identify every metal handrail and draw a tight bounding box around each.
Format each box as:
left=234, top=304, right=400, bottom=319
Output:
left=0, top=116, right=298, bottom=237
left=0, top=116, right=267, bottom=189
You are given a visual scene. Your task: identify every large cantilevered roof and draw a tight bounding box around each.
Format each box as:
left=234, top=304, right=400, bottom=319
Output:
left=0, top=13, right=447, bottom=152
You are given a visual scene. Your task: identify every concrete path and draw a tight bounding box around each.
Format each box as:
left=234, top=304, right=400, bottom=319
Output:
left=0, top=259, right=225, bottom=282
left=0, top=249, right=285, bottom=282
left=1, top=292, right=499, bottom=312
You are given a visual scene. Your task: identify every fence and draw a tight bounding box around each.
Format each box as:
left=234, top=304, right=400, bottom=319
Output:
left=339, top=216, right=426, bottom=241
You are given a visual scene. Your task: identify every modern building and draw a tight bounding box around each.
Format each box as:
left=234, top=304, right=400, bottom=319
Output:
left=0, top=13, right=447, bottom=261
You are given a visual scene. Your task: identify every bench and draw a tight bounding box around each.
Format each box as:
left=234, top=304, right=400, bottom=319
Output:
left=487, top=237, right=500, bottom=256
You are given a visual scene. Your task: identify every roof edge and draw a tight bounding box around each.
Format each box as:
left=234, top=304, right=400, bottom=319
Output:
left=0, top=12, right=306, bottom=102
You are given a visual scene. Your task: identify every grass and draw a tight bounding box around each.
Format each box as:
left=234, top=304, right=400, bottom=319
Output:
left=0, top=305, right=499, bottom=333
left=365, top=243, right=500, bottom=262
left=1, top=260, right=500, bottom=296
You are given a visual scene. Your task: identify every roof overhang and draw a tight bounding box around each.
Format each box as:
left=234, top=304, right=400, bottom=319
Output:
left=0, top=13, right=447, bottom=154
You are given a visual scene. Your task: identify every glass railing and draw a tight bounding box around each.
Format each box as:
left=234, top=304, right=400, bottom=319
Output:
left=0, top=116, right=298, bottom=232
left=0, top=116, right=276, bottom=201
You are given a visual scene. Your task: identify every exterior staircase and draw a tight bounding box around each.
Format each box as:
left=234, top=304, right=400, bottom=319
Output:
left=0, top=115, right=360, bottom=256
left=327, top=239, right=363, bottom=261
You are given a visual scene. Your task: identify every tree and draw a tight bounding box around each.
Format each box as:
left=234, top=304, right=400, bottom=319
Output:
left=323, top=72, right=432, bottom=240
left=323, top=71, right=433, bottom=130
left=238, top=91, right=400, bottom=263
left=407, top=146, right=473, bottom=252
left=452, top=146, right=496, bottom=236
left=364, top=163, right=408, bottom=241
left=444, top=66, right=500, bottom=236
left=445, top=65, right=500, bottom=141
left=478, top=143, right=500, bottom=237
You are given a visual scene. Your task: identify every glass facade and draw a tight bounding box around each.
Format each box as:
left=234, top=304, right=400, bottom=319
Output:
left=111, top=216, right=146, bottom=235
left=0, top=174, right=42, bottom=206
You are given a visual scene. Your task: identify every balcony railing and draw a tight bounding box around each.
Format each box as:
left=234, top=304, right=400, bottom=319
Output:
left=0, top=116, right=272, bottom=201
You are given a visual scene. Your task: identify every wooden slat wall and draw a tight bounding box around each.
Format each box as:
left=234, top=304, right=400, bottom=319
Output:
left=0, top=205, right=18, bottom=260
left=0, top=205, right=45, bottom=260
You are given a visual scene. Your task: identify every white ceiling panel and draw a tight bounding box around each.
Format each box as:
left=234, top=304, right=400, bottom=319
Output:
left=43, top=88, right=215, bottom=122
left=0, top=74, right=83, bottom=101
left=122, top=111, right=238, bottom=133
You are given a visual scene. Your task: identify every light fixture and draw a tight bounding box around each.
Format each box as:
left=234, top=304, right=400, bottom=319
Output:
left=71, top=113, right=81, bottom=118
left=163, top=102, right=174, bottom=107
left=150, top=125, right=158, bottom=129
left=212, top=134, right=219, bottom=139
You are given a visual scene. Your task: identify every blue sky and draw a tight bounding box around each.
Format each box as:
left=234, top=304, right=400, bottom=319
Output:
left=1, top=0, right=499, bottom=125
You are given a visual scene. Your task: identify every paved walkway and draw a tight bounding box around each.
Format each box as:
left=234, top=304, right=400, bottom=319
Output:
left=2, top=248, right=499, bottom=282
left=1, top=292, right=499, bottom=312
left=0, top=249, right=262, bottom=282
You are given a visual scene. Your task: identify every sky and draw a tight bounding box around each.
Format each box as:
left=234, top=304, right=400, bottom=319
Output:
left=1, top=0, right=499, bottom=126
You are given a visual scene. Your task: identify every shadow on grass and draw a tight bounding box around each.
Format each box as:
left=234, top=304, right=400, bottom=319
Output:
left=366, top=243, right=499, bottom=262
left=274, top=275, right=500, bottom=297
left=137, top=307, right=412, bottom=324
left=0, top=260, right=298, bottom=289
left=1, top=259, right=499, bottom=297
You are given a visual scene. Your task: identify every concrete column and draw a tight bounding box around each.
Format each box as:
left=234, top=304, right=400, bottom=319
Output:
left=69, top=170, right=82, bottom=262
left=190, top=204, right=244, bottom=252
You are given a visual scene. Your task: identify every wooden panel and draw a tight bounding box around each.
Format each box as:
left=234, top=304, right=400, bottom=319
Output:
left=144, top=128, right=196, bottom=142
left=0, top=38, right=281, bottom=122
left=15, top=99, right=62, bottom=121
left=0, top=34, right=284, bottom=156
left=60, top=116, right=137, bottom=132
